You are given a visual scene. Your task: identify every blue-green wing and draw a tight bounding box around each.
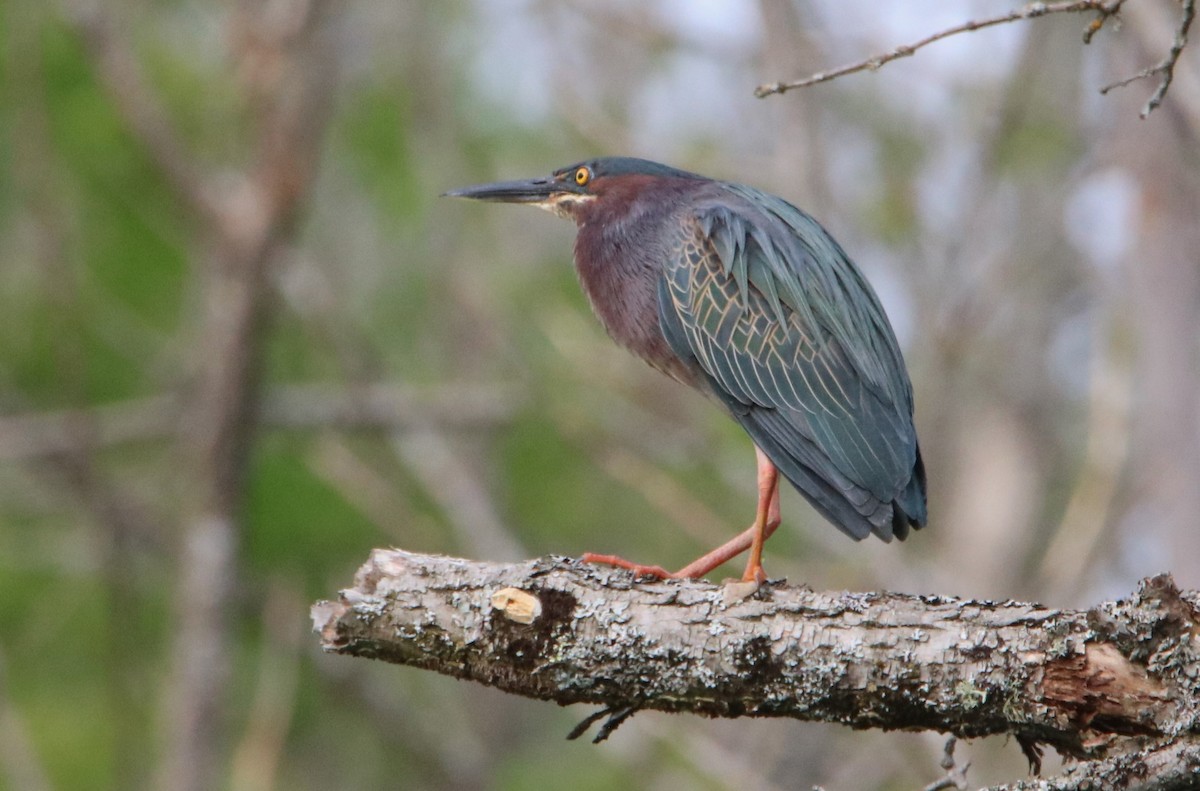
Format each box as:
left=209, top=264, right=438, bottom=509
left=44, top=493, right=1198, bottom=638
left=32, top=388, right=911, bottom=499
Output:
left=658, top=190, right=926, bottom=540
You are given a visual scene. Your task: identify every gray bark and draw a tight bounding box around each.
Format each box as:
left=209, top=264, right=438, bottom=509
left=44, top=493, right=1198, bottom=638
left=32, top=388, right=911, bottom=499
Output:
left=313, top=549, right=1200, bottom=790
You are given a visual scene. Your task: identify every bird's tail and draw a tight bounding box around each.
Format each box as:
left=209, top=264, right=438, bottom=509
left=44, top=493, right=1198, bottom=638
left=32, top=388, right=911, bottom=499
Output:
left=739, top=406, right=926, bottom=543
left=890, top=443, right=927, bottom=540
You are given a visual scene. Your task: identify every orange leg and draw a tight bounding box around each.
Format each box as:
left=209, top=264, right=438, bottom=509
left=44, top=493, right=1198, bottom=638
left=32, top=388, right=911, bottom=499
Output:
left=582, top=446, right=782, bottom=581
left=740, top=448, right=780, bottom=583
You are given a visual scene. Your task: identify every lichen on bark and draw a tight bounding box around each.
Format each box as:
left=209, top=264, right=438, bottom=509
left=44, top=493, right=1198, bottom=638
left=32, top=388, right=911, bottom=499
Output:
left=313, top=549, right=1200, bottom=789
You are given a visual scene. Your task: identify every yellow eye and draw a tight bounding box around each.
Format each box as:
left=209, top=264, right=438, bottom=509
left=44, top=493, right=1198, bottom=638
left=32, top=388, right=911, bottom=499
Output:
left=574, top=167, right=591, bottom=186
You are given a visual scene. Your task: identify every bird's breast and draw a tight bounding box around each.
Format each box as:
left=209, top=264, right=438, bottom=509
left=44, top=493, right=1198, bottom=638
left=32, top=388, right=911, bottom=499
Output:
left=573, top=221, right=700, bottom=388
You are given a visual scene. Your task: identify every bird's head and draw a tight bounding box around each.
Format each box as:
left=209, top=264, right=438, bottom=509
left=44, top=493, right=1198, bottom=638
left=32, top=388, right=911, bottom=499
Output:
left=444, top=157, right=701, bottom=222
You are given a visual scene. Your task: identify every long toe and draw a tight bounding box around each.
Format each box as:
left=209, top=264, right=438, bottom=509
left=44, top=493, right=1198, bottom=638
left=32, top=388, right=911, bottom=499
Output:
left=581, top=552, right=674, bottom=579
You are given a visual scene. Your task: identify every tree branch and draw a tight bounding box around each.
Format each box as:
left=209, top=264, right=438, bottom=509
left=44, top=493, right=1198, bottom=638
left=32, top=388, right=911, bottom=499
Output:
left=314, top=549, right=1200, bottom=789
left=753, top=0, right=1195, bottom=119
left=1100, top=0, right=1196, bottom=118
left=753, top=1, right=1119, bottom=97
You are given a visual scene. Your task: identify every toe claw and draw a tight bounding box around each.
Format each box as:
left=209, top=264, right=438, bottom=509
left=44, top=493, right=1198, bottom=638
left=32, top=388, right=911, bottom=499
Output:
left=741, top=563, right=768, bottom=585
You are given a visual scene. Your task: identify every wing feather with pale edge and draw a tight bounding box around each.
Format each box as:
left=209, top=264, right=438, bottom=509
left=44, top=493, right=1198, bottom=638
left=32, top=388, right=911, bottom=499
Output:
left=657, top=187, right=926, bottom=540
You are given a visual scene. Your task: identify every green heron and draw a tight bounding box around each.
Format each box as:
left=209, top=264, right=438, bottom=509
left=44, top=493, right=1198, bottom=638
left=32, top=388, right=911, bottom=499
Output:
left=447, top=158, right=926, bottom=583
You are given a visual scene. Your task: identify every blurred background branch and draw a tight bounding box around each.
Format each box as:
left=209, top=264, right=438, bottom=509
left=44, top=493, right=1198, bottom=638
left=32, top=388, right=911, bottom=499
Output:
left=57, top=0, right=221, bottom=223
left=0, top=383, right=522, bottom=461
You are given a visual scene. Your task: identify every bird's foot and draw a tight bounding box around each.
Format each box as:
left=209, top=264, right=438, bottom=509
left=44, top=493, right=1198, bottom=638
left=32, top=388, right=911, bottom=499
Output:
left=720, top=563, right=774, bottom=604
left=580, top=552, right=675, bottom=580
left=741, top=561, right=769, bottom=585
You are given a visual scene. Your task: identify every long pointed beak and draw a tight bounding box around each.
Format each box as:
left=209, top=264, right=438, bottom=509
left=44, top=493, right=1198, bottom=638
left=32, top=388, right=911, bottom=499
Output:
left=442, top=176, right=568, bottom=204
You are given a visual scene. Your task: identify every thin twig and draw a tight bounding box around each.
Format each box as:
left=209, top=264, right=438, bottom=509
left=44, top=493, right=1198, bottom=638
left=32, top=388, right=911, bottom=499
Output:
left=922, top=737, right=971, bottom=791
left=754, top=1, right=1119, bottom=97
left=1100, top=0, right=1196, bottom=117
left=1084, top=0, right=1129, bottom=43
left=566, top=705, right=639, bottom=743
left=922, top=774, right=960, bottom=791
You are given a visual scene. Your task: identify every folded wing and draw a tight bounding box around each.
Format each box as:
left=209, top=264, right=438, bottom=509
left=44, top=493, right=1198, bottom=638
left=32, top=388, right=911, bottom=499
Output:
left=657, top=188, right=926, bottom=540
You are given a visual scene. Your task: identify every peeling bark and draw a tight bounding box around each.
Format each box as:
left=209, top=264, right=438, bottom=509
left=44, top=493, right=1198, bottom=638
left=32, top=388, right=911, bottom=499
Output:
left=313, top=549, right=1200, bottom=788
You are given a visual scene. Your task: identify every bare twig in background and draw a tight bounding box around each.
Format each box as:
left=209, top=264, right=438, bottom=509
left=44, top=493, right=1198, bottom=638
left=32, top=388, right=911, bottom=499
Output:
left=754, top=0, right=1194, bottom=118
left=1100, top=0, right=1196, bottom=117
left=44, top=445, right=166, bottom=786
left=315, top=549, right=1200, bottom=791
left=1084, top=0, right=1131, bottom=43
left=753, top=1, right=1120, bottom=97
left=922, top=737, right=970, bottom=791
left=1124, top=0, right=1200, bottom=135
left=1112, top=62, right=1200, bottom=590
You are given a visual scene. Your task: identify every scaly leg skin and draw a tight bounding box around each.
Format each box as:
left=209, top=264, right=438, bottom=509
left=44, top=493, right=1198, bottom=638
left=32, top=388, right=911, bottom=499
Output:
left=581, top=446, right=782, bottom=581
left=740, top=448, right=780, bottom=584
